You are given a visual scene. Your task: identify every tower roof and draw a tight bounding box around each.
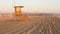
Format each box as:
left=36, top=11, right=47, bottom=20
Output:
left=14, top=6, right=24, bottom=8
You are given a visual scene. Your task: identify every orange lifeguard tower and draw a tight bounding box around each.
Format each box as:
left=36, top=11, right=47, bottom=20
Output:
left=13, top=0, right=29, bottom=22
left=14, top=6, right=23, bottom=17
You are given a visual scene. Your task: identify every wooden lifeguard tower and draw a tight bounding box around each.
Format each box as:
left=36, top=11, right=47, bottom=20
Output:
left=14, top=0, right=29, bottom=22
left=14, top=6, right=23, bottom=17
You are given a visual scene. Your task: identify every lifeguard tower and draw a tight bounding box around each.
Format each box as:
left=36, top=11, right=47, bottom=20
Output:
left=14, top=0, right=29, bottom=22
left=14, top=6, right=23, bottom=17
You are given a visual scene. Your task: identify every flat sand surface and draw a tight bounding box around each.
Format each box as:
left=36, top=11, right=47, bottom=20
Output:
left=0, top=15, right=60, bottom=34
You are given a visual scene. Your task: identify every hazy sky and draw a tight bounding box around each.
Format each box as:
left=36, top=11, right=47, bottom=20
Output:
left=0, top=0, right=60, bottom=13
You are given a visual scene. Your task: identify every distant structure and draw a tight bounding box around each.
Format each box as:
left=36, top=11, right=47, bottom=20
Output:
left=13, top=0, right=29, bottom=22
left=14, top=6, right=23, bottom=17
